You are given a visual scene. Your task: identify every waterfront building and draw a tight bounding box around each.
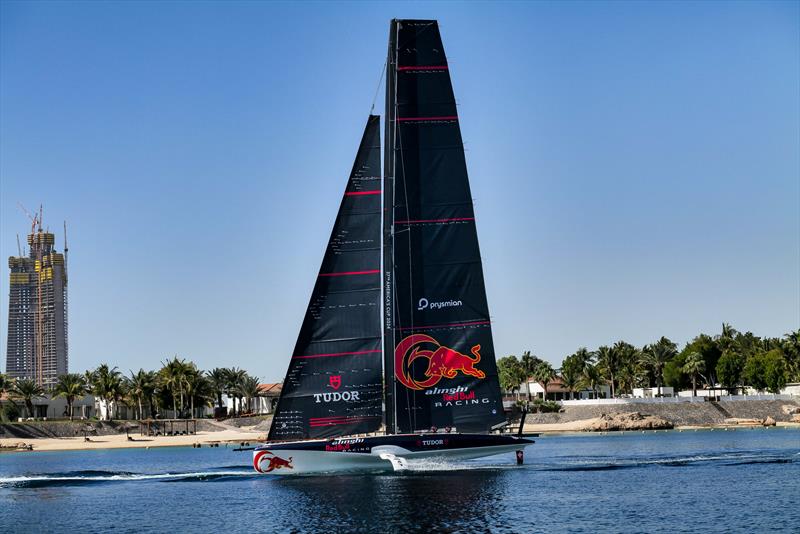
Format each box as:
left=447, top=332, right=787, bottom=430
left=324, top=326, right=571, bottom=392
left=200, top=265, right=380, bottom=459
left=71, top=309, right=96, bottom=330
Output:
left=5, top=217, right=68, bottom=389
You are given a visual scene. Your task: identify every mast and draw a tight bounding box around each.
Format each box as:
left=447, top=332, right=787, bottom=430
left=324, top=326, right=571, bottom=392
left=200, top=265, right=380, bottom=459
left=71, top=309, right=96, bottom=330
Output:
left=382, top=19, right=399, bottom=435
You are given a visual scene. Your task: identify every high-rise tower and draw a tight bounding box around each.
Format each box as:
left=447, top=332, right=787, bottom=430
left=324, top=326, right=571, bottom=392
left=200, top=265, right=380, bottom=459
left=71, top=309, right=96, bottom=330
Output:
left=6, top=213, right=68, bottom=389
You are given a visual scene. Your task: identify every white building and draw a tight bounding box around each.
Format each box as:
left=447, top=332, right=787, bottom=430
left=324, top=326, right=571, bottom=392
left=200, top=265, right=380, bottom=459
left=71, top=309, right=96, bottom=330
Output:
left=632, top=386, right=674, bottom=398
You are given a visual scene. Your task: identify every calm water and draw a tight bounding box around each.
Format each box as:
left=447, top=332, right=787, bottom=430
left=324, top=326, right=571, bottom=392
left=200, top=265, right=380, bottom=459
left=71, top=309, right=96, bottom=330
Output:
left=1, top=428, right=798, bottom=533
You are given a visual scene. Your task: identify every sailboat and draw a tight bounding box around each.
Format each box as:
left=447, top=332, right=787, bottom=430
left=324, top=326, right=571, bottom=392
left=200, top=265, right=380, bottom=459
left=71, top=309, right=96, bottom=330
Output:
left=253, top=19, right=533, bottom=475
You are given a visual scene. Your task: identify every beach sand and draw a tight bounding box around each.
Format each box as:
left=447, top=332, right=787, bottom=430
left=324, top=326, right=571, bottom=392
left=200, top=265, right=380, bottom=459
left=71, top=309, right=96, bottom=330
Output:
left=1, top=428, right=265, bottom=452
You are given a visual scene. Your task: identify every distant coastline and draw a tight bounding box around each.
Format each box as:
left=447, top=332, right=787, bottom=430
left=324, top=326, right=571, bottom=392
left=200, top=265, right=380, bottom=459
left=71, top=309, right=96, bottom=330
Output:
left=2, top=398, right=799, bottom=453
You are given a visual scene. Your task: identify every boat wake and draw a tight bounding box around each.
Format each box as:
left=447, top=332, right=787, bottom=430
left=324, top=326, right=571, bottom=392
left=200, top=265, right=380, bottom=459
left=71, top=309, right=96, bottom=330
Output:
left=377, top=449, right=798, bottom=475
left=534, top=450, right=798, bottom=472
left=0, top=468, right=256, bottom=488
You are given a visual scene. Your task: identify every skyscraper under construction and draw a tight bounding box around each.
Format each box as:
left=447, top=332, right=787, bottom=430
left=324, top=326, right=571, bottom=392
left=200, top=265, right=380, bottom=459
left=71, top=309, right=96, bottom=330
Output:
left=5, top=212, right=68, bottom=389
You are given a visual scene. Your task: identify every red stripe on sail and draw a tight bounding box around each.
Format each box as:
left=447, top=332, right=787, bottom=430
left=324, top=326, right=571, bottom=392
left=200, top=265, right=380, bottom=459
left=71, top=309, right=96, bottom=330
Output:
left=318, top=270, right=380, bottom=277
left=310, top=416, right=380, bottom=422
left=397, top=116, right=458, bottom=122
left=396, top=320, right=491, bottom=331
left=394, top=217, right=474, bottom=225
left=397, top=65, right=449, bottom=71
left=345, top=190, right=381, bottom=196
left=293, top=349, right=382, bottom=359
left=310, top=418, right=379, bottom=427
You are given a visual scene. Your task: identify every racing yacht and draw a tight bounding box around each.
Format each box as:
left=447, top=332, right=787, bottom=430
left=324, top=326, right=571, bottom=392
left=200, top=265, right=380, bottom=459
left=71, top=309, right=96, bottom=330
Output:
left=253, top=19, right=533, bottom=475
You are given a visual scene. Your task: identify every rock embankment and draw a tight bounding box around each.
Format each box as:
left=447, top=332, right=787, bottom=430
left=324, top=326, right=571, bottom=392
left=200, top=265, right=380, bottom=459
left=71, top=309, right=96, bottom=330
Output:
left=585, top=412, right=673, bottom=432
left=524, top=399, right=800, bottom=427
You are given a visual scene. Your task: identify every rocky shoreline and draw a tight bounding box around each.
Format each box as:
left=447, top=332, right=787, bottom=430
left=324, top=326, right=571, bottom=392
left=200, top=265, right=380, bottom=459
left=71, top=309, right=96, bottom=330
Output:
left=522, top=399, right=800, bottom=433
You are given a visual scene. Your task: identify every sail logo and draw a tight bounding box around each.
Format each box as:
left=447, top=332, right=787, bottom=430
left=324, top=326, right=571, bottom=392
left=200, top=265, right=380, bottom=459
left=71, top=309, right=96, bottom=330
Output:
left=253, top=450, right=294, bottom=473
left=313, top=391, right=361, bottom=403
left=417, top=298, right=463, bottom=311
left=394, top=334, right=485, bottom=390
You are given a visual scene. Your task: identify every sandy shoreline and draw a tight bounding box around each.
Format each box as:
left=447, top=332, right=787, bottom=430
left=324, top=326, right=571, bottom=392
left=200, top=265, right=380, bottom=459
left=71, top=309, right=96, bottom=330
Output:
left=1, top=428, right=265, bottom=452
left=4, top=419, right=798, bottom=452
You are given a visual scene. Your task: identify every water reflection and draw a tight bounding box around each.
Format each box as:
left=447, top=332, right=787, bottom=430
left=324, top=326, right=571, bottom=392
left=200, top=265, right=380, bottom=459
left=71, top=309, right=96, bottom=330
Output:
left=265, top=469, right=512, bottom=532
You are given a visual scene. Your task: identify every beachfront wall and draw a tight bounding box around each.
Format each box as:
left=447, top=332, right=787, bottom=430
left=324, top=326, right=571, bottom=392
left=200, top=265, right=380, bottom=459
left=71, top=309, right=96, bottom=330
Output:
left=560, top=394, right=795, bottom=406
left=0, top=394, right=97, bottom=419
left=780, top=383, right=800, bottom=396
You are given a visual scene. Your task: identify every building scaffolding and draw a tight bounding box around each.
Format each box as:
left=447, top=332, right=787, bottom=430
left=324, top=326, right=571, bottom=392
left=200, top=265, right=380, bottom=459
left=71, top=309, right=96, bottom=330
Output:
left=5, top=211, right=68, bottom=389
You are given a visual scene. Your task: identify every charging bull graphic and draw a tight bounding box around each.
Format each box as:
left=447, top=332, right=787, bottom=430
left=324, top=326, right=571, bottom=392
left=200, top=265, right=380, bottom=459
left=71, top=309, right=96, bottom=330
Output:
left=253, top=450, right=294, bottom=473
left=395, top=334, right=485, bottom=390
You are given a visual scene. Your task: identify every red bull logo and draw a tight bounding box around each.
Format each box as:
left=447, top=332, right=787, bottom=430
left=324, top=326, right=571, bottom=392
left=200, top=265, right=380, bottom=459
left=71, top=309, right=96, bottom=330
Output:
left=253, top=450, right=294, bottom=473
left=394, top=334, right=485, bottom=390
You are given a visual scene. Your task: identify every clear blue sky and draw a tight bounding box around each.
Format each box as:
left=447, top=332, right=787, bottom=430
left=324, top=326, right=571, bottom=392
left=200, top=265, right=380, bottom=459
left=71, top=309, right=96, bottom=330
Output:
left=1, top=1, right=798, bottom=382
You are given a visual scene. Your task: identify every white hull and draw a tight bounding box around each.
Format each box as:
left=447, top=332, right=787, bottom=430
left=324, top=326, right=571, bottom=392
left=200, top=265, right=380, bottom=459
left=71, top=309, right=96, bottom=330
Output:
left=252, top=442, right=530, bottom=475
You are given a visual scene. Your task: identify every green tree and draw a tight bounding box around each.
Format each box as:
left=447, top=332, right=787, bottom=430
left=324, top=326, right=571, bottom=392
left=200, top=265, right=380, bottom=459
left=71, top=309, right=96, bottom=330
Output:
left=12, top=378, right=44, bottom=418
left=53, top=373, right=87, bottom=421
left=762, top=350, right=788, bottom=394
left=641, top=337, right=678, bottom=390
left=743, top=353, right=768, bottom=393
left=519, top=351, right=543, bottom=401
left=682, top=352, right=706, bottom=397
left=0, top=373, right=11, bottom=398
left=497, top=356, right=526, bottom=399
left=127, top=369, right=156, bottom=420
left=159, top=357, right=187, bottom=418
left=596, top=345, right=621, bottom=398
left=90, top=364, right=125, bottom=420
left=559, top=356, right=583, bottom=400
left=532, top=362, right=556, bottom=401
left=207, top=368, right=228, bottom=409
left=240, top=374, right=262, bottom=414
left=580, top=364, right=603, bottom=399
left=781, top=329, right=800, bottom=382
left=716, top=351, right=744, bottom=394
left=682, top=333, right=722, bottom=385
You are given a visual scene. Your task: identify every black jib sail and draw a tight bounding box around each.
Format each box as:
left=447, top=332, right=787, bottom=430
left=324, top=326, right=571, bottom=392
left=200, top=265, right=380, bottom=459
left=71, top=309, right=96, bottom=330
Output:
left=383, top=19, right=506, bottom=434
left=269, top=115, right=383, bottom=440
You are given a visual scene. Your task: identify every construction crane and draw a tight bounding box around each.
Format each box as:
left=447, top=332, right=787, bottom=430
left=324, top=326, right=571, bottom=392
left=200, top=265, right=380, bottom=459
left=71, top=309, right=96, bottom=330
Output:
left=17, top=202, right=41, bottom=235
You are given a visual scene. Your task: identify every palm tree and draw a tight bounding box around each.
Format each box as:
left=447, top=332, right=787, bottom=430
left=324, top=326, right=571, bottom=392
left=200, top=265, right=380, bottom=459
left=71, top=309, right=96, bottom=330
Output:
left=13, top=378, right=44, bottom=418
left=90, top=364, right=124, bottom=420
left=532, top=362, right=556, bottom=401
left=53, top=373, right=86, bottom=421
left=224, top=367, right=247, bottom=416
left=207, top=368, right=227, bottom=409
left=159, top=357, right=186, bottom=418
left=683, top=352, right=706, bottom=397
left=240, top=375, right=262, bottom=414
left=0, top=373, right=11, bottom=397
left=560, top=364, right=580, bottom=400
left=580, top=364, right=603, bottom=399
left=596, top=345, right=620, bottom=398
left=641, top=337, right=678, bottom=391
left=183, top=365, right=207, bottom=419
left=127, top=369, right=156, bottom=420
left=520, top=351, right=543, bottom=401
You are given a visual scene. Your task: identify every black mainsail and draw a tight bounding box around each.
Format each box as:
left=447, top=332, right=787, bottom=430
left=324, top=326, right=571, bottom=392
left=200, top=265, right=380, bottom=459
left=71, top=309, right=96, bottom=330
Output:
left=269, top=115, right=383, bottom=440
left=383, top=20, right=506, bottom=433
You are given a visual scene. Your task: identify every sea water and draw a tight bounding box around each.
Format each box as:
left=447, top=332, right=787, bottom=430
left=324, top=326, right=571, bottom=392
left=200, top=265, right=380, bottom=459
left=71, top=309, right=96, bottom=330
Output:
left=1, top=428, right=798, bottom=533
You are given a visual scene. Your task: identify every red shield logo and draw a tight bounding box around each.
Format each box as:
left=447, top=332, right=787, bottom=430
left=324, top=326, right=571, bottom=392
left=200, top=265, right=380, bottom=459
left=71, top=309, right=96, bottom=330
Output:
left=329, top=375, right=342, bottom=390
